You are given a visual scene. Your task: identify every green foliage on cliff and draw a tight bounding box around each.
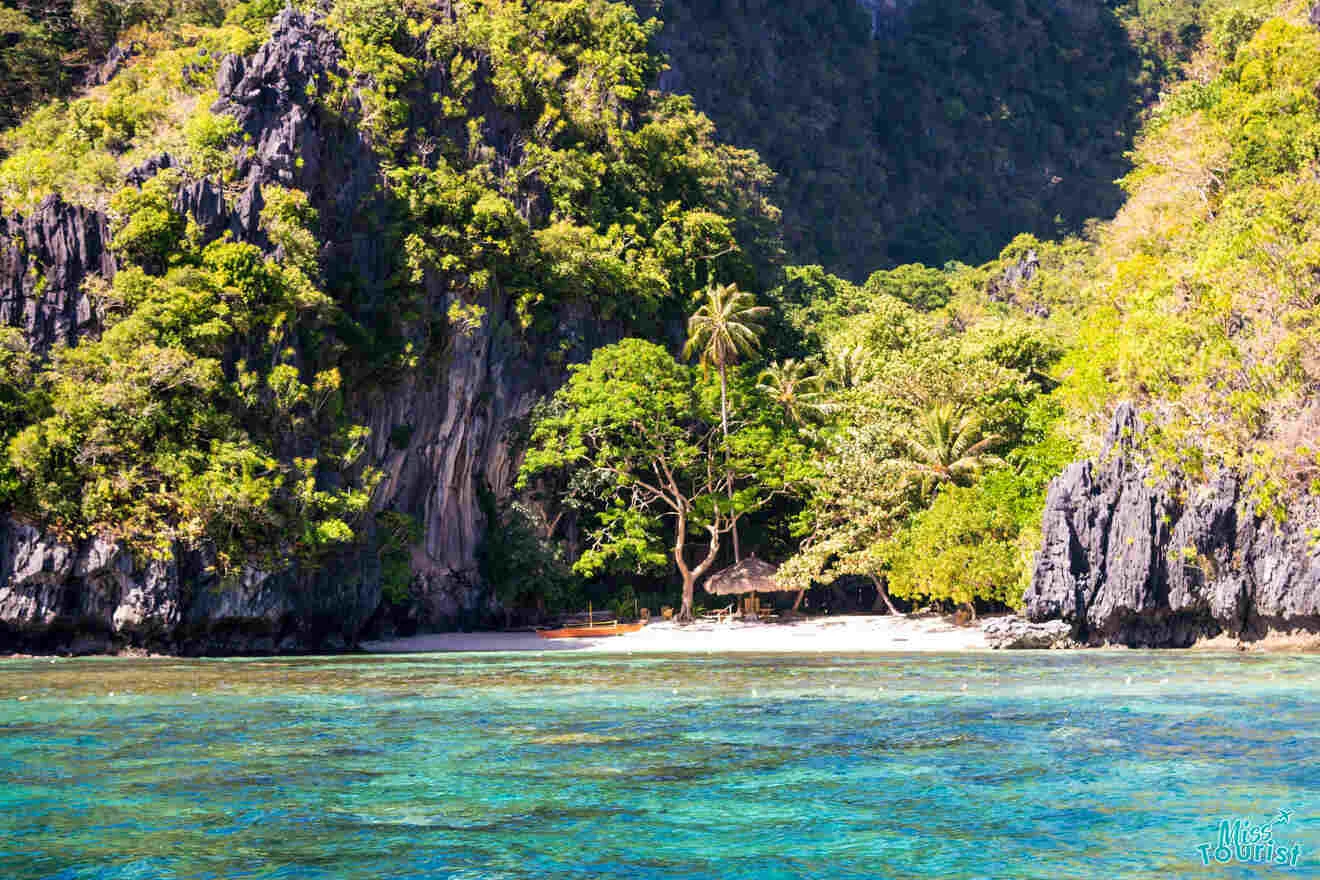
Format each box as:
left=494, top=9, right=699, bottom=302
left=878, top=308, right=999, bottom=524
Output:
left=315, top=0, right=780, bottom=371
left=1056, top=1, right=1320, bottom=518
left=2, top=0, right=1317, bottom=619
left=8, top=174, right=374, bottom=570
left=0, top=13, right=264, bottom=213
left=0, top=0, right=288, bottom=124
left=0, top=328, right=35, bottom=503
left=0, top=0, right=226, bottom=129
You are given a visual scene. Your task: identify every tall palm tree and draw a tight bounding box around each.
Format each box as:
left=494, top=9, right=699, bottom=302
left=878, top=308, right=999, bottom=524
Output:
left=684, top=281, right=768, bottom=560
left=900, top=402, right=1003, bottom=489
left=756, top=358, right=832, bottom=426
left=685, top=282, right=769, bottom=437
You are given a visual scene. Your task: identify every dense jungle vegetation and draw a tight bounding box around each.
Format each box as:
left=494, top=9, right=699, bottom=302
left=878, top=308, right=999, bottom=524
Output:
left=643, top=0, right=1225, bottom=275
left=0, top=0, right=1317, bottom=622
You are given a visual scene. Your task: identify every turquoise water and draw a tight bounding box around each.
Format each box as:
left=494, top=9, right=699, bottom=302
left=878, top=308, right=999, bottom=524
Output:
left=1, top=652, right=1317, bottom=879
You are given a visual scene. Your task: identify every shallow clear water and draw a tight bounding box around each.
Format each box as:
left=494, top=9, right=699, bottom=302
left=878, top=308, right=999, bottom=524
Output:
left=1, top=652, right=1317, bottom=879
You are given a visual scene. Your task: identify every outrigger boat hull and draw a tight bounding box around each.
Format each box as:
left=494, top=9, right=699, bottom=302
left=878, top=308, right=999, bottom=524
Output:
left=536, top=622, right=645, bottom=639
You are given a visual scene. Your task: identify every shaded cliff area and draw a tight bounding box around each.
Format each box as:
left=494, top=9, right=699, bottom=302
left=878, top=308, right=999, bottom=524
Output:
left=1026, top=405, right=1320, bottom=647
left=643, top=0, right=1164, bottom=276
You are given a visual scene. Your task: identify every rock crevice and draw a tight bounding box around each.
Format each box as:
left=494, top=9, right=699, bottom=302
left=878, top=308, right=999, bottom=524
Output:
left=0, top=196, right=115, bottom=354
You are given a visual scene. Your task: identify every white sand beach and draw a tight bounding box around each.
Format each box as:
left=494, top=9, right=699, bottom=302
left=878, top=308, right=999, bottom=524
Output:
left=362, top=614, right=989, bottom=654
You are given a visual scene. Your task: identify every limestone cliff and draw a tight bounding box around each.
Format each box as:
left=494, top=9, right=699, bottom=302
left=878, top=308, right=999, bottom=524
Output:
left=0, top=9, right=622, bottom=653
left=1025, top=404, right=1320, bottom=647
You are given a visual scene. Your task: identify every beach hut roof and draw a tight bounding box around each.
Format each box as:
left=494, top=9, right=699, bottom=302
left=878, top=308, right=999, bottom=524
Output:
left=703, top=556, right=788, bottom=595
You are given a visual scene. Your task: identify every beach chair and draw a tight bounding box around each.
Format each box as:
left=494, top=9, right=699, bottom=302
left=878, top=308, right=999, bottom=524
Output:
left=700, top=603, right=735, bottom=624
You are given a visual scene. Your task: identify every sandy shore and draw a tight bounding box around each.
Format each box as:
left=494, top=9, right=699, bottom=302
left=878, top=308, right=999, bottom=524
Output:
left=362, top=614, right=989, bottom=654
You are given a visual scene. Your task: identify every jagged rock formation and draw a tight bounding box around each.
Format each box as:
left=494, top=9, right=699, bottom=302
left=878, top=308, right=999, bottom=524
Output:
left=0, top=519, right=381, bottom=654
left=0, top=197, right=114, bottom=353
left=0, top=9, right=615, bottom=653
left=983, top=616, right=1073, bottom=649
left=1025, top=404, right=1320, bottom=647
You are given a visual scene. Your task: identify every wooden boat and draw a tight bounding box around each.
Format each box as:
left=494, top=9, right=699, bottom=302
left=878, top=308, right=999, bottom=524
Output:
left=538, top=604, right=644, bottom=639
left=537, top=621, right=644, bottom=639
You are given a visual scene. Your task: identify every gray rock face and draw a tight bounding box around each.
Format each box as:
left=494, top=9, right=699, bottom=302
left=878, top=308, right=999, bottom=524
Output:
left=215, top=9, right=348, bottom=193
left=86, top=41, right=142, bottom=87
left=1026, top=404, right=1320, bottom=646
left=0, top=518, right=383, bottom=654
left=985, top=248, right=1050, bottom=318
left=0, top=196, right=115, bottom=353
left=983, top=616, right=1073, bottom=650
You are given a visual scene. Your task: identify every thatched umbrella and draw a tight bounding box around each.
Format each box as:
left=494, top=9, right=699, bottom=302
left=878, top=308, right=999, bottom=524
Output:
left=703, top=556, right=790, bottom=608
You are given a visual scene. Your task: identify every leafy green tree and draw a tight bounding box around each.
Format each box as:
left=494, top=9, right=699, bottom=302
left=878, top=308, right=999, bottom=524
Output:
left=0, top=5, right=66, bottom=129
left=778, top=421, right=915, bottom=615
left=375, top=509, right=422, bottom=605
left=476, top=487, right=578, bottom=620
left=884, top=480, right=1023, bottom=619
left=519, top=339, right=806, bottom=621
left=884, top=398, right=1077, bottom=615
left=108, top=170, right=188, bottom=274
left=823, top=342, right=869, bottom=391
left=0, top=328, right=38, bottom=505
left=862, top=263, right=952, bottom=311
left=760, top=264, right=860, bottom=358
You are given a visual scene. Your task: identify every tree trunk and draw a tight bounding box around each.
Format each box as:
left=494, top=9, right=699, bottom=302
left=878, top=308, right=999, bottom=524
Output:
left=674, top=512, right=720, bottom=624
left=719, top=363, right=741, bottom=562
left=869, top=575, right=900, bottom=615
left=675, top=511, right=693, bottom=622
left=792, top=589, right=806, bottom=612
left=679, top=572, right=696, bottom=622
left=719, top=362, right=730, bottom=441
left=730, top=510, right=742, bottom=562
